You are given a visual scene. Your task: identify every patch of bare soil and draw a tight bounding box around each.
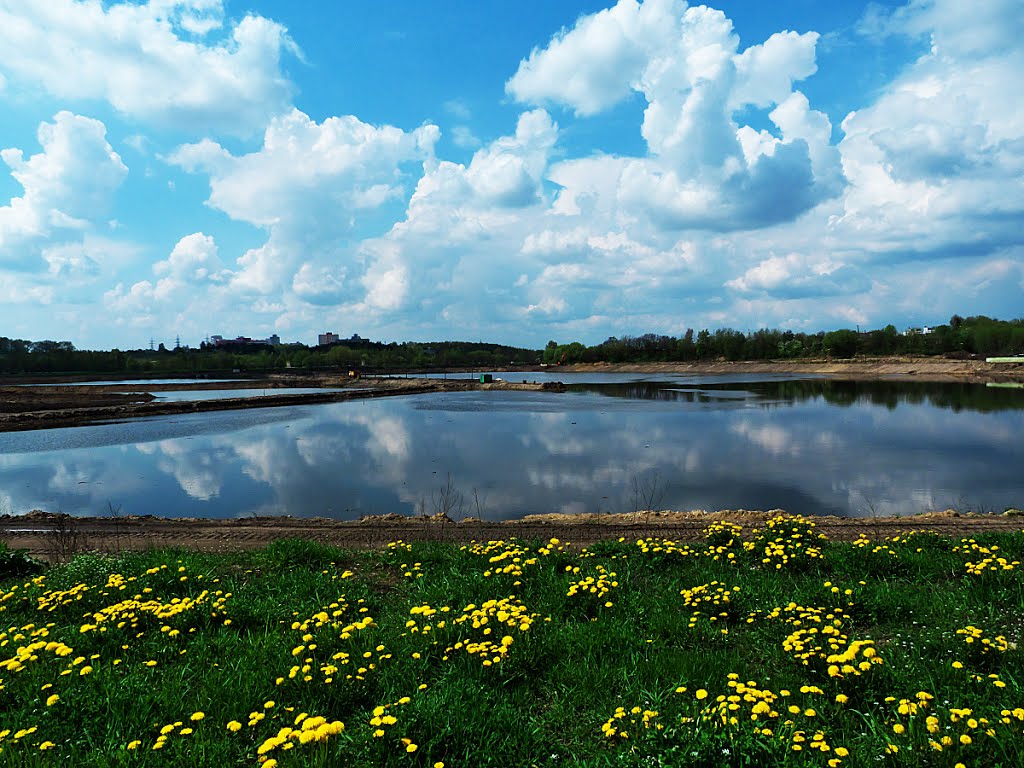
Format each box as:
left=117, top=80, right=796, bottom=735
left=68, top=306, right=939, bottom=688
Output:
left=3, top=509, right=1021, bottom=563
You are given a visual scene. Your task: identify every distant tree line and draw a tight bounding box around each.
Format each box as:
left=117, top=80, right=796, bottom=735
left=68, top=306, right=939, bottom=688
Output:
left=1, top=315, right=1022, bottom=376
left=543, top=315, right=1024, bottom=365
left=0, top=337, right=542, bottom=375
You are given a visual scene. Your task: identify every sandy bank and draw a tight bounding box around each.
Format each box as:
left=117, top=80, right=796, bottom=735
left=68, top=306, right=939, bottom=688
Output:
left=2, top=509, right=1021, bottom=562
left=561, top=356, right=1024, bottom=383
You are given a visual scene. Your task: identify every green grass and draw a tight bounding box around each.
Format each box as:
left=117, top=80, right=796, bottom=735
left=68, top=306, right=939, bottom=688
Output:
left=1, top=517, right=1023, bottom=767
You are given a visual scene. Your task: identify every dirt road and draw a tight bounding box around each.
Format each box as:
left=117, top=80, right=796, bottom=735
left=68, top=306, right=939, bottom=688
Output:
left=4, top=510, right=1020, bottom=563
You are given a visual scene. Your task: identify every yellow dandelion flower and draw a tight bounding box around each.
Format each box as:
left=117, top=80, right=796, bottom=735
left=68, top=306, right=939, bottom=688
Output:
left=190, top=712, right=205, bottom=721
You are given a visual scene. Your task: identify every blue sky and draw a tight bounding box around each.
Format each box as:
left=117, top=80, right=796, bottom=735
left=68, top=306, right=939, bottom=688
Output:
left=0, top=0, right=1021, bottom=350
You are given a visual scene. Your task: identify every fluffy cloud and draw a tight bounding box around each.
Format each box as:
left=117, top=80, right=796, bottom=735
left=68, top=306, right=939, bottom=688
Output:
left=154, top=232, right=224, bottom=283
left=0, top=0, right=297, bottom=135
left=356, top=111, right=563, bottom=325
left=506, top=0, right=660, bottom=116
left=404, top=109, right=556, bottom=218
left=104, top=231, right=224, bottom=325
left=712, top=0, right=1024, bottom=323
left=726, top=252, right=870, bottom=299
left=148, top=109, right=439, bottom=330
left=830, top=0, right=1024, bottom=266
left=356, top=108, right=723, bottom=338
left=1, top=111, right=127, bottom=271
left=172, top=109, right=437, bottom=231
left=507, top=1, right=840, bottom=232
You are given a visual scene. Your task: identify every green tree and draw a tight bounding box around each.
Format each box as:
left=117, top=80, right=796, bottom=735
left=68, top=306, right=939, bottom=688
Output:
left=823, top=329, right=860, bottom=358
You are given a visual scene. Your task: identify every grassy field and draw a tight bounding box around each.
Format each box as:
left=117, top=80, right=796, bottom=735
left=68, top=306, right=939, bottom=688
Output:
left=1, top=515, right=1023, bottom=767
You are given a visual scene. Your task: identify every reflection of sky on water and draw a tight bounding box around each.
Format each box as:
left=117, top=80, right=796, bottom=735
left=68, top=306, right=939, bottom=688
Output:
left=0, top=377, right=1021, bottom=519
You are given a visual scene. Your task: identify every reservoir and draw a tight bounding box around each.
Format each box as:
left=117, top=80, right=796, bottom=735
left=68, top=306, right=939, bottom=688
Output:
left=0, top=375, right=1021, bottom=520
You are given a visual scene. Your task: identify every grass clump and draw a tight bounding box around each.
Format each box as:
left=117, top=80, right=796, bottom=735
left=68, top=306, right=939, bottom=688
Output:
left=1, top=516, right=1023, bottom=766
left=0, top=542, right=44, bottom=580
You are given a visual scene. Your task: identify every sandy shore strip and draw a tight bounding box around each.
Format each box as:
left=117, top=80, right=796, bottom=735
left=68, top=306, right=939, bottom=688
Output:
left=3, top=509, right=1021, bottom=562
left=560, top=356, right=1024, bottom=382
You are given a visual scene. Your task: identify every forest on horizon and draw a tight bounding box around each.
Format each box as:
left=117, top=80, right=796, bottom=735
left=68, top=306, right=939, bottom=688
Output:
left=1, top=315, right=1022, bottom=375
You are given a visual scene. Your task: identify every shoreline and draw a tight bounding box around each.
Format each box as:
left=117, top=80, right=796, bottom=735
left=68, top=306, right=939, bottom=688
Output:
left=559, top=356, right=1024, bottom=383
left=3, top=509, right=1021, bottom=562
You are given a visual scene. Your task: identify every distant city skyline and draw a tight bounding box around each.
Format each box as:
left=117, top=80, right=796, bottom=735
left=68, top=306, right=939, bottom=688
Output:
left=1, top=0, right=1021, bottom=350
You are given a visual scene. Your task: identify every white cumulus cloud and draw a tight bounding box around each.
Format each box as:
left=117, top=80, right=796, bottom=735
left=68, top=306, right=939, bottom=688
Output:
left=832, top=0, right=1024, bottom=263
left=0, top=0, right=298, bottom=135
left=160, top=109, right=439, bottom=329
left=507, top=0, right=841, bottom=232
left=1, top=111, right=127, bottom=271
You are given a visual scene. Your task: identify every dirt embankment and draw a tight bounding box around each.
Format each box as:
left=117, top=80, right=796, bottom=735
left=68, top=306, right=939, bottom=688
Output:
left=0, top=377, right=565, bottom=433
left=562, top=356, right=1024, bottom=383
left=3, top=509, right=1021, bottom=562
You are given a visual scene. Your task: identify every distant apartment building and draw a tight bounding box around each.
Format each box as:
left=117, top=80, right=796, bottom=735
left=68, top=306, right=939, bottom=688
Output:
left=318, top=332, right=340, bottom=346
left=903, top=326, right=935, bottom=336
left=209, top=334, right=281, bottom=347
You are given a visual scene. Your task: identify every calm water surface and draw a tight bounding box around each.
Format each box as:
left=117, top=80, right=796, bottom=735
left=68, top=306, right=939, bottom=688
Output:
left=1, top=375, right=1021, bottom=519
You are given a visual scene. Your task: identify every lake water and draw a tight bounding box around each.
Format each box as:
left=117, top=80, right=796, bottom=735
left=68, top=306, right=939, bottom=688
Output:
left=1, top=375, right=1021, bottom=520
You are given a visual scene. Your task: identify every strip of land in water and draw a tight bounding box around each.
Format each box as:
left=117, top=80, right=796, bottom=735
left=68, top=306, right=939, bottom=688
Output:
left=0, top=376, right=565, bottom=432
left=3, top=509, right=1022, bottom=562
